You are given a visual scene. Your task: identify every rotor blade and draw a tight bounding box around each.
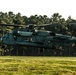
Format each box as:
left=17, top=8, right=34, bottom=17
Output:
left=34, top=23, right=63, bottom=27
left=34, top=24, right=51, bottom=27
left=0, top=24, right=25, bottom=27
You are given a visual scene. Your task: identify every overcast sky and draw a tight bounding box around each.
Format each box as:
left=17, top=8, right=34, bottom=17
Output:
left=0, top=0, right=76, bottom=19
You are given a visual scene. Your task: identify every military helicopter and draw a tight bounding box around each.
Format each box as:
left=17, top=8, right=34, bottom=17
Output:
left=0, top=23, right=76, bottom=56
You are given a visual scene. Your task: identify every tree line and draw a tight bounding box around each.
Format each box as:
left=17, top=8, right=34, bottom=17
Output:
left=0, top=11, right=76, bottom=36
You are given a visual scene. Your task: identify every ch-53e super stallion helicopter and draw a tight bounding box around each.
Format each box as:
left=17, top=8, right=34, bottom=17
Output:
left=0, top=23, right=76, bottom=56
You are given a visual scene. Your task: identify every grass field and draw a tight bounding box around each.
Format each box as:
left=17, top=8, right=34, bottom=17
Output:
left=0, top=56, right=76, bottom=75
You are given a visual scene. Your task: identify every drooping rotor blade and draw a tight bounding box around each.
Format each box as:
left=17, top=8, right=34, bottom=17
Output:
left=0, top=24, right=26, bottom=36
left=34, top=23, right=64, bottom=27
left=0, top=23, right=25, bottom=27
left=34, top=24, right=51, bottom=27
left=34, top=23, right=63, bottom=30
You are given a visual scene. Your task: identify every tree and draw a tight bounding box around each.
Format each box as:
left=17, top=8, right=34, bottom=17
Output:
left=13, top=13, right=25, bottom=24
left=51, top=13, right=62, bottom=24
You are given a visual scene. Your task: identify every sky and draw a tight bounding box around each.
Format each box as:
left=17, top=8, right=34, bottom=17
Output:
left=0, top=0, right=76, bottom=19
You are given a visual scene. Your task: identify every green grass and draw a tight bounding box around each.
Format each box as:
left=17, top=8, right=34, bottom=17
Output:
left=0, top=56, right=76, bottom=75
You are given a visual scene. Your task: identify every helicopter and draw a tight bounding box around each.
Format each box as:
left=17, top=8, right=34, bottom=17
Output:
left=0, top=23, right=76, bottom=56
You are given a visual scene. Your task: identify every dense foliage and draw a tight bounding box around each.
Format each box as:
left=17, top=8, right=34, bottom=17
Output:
left=0, top=11, right=76, bottom=36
